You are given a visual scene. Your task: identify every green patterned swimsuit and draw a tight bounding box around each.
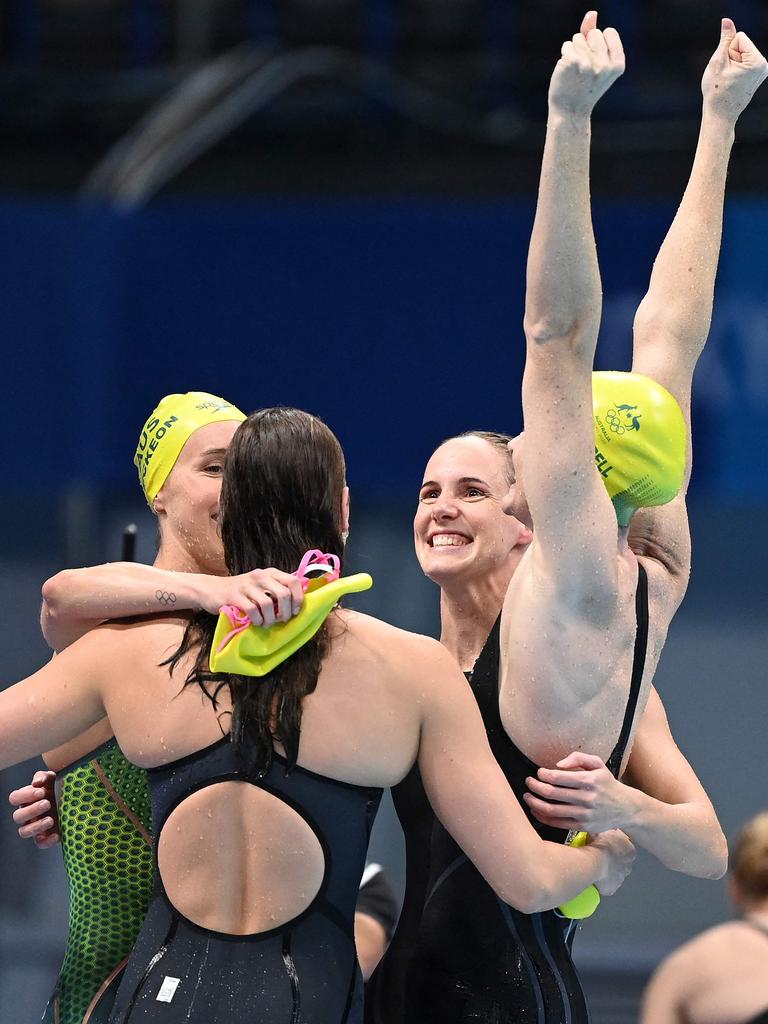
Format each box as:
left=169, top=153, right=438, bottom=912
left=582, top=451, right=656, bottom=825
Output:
left=42, top=740, right=153, bottom=1024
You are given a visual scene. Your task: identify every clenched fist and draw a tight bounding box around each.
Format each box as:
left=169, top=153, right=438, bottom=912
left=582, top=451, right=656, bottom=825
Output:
left=702, top=18, right=768, bottom=121
left=549, top=11, right=625, bottom=117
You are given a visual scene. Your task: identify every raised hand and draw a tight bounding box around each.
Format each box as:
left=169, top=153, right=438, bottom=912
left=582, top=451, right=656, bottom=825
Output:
left=549, top=10, right=625, bottom=117
left=702, top=18, right=768, bottom=121
left=9, top=770, right=60, bottom=848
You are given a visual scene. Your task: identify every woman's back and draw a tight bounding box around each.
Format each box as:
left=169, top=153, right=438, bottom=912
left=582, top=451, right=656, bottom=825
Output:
left=109, top=726, right=382, bottom=1022
left=0, top=571, right=629, bottom=1019
left=99, top=608, right=425, bottom=788
left=94, top=608, right=429, bottom=1022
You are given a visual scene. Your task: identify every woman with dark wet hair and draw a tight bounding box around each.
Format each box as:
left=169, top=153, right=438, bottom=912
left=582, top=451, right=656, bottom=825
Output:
left=0, top=407, right=632, bottom=1023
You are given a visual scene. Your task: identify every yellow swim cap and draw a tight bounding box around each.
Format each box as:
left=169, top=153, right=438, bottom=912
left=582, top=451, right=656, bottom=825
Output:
left=593, top=371, right=687, bottom=527
left=134, top=392, right=246, bottom=505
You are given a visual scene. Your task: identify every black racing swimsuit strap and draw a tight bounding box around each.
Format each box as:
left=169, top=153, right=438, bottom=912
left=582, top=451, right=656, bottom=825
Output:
left=605, top=562, right=649, bottom=777
left=468, top=615, right=507, bottom=750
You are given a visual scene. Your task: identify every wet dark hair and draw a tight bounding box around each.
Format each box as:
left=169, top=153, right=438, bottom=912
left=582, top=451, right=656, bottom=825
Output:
left=165, top=407, right=346, bottom=777
left=440, top=430, right=515, bottom=485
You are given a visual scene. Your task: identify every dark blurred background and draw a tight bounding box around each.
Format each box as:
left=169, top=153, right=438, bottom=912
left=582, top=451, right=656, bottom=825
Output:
left=0, top=2, right=766, bottom=1021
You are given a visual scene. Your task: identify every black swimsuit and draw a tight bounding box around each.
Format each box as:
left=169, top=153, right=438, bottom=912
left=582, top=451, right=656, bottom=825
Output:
left=368, top=565, right=649, bottom=1024
left=109, top=734, right=382, bottom=1023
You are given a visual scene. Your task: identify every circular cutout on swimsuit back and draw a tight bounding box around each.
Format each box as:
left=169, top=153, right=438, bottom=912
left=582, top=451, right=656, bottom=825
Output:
left=157, top=780, right=326, bottom=936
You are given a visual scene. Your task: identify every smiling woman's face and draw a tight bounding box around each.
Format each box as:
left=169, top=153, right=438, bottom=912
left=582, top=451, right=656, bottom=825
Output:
left=414, top=435, right=529, bottom=587
left=153, top=420, right=240, bottom=575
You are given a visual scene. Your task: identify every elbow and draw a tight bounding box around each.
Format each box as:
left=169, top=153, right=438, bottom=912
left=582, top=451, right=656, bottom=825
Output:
left=683, top=849, right=727, bottom=882
left=41, top=573, right=61, bottom=616
left=495, top=871, right=557, bottom=916
left=524, top=316, right=579, bottom=347
left=705, top=832, right=729, bottom=880
left=693, top=817, right=729, bottom=880
left=668, top=828, right=728, bottom=881
left=498, top=887, right=542, bottom=916
left=41, top=570, right=74, bottom=618
left=709, top=858, right=728, bottom=882
left=524, top=311, right=599, bottom=351
left=40, top=570, right=81, bottom=643
left=516, top=891, right=556, bottom=915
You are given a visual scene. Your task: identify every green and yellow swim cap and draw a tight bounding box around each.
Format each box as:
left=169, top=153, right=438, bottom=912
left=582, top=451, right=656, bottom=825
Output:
left=134, top=392, right=246, bottom=506
left=593, top=371, right=687, bottom=527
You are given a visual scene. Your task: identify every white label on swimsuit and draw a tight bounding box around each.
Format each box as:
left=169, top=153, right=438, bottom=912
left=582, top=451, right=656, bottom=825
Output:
left=156, top=977, right=181, bottom=1002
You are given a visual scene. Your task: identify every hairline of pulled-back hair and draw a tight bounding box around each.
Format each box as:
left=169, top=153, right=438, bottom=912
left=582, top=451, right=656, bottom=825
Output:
left=438, top=429, right=515, bottom=486
left=164, top=407, right=347, bottom=777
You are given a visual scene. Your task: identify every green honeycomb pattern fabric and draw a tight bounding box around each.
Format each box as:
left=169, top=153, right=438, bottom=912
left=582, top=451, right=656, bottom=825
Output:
left=42, top=740, right=153, bottom=1024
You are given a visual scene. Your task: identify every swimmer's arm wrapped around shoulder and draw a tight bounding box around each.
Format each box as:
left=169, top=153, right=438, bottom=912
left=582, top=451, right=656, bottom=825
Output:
left=41, top=564, right=304, bottom=651
left=0, top=628, right=110, bottom=770
left=413, top=638, right=635, bottom=912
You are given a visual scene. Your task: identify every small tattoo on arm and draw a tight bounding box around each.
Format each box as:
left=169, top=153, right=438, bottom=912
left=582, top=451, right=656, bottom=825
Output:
left=156, top=590, right=177, bottom=606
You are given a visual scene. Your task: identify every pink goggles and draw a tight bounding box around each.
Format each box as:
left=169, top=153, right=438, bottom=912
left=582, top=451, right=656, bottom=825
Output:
left=216, top=550, right=341, bottom=653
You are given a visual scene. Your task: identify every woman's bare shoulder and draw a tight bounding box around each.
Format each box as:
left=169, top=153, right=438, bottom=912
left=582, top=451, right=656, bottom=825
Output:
left=331, top=610, right=465, bottom=703
left=662, top=921, right=755, bottom=970
left=333, top=608, right=444, bottom=659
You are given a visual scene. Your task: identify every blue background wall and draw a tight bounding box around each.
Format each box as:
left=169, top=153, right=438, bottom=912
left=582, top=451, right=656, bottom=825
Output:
left=4, top=195, right=767, bottom=500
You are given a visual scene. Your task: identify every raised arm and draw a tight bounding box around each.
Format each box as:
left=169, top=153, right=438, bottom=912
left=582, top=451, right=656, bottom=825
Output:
left=517, top=14, right=625, bottom=594
left=41, top=563, right=305, bottom=651
left=629, top=21, right=767, bottom=571
left=632, top=19, right=767, bottom=442
left=523, top=686, right=727, bottom=879
left=524, top=12, right=611, bottom=350
left=415, top=640, right=635, bottom=912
